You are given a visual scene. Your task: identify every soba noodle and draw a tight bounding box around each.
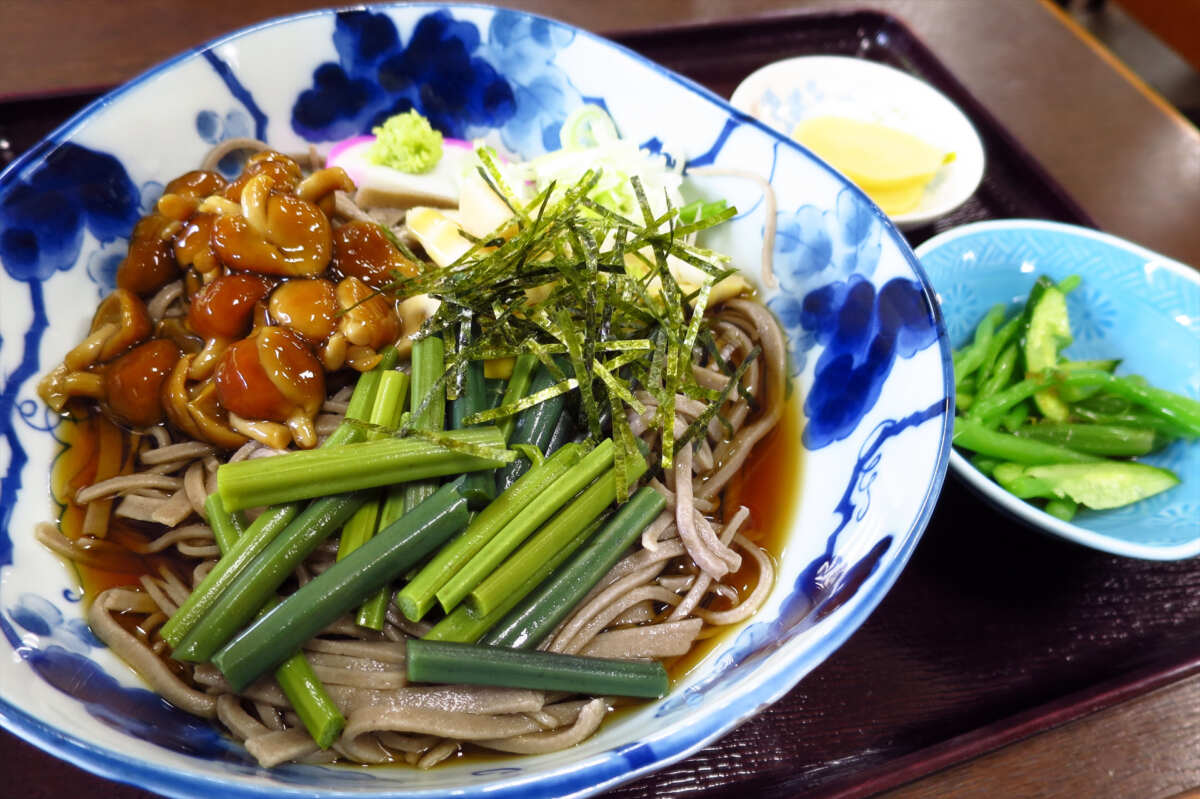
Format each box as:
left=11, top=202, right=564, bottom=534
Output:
left=38, top=134, right=788, bottom=768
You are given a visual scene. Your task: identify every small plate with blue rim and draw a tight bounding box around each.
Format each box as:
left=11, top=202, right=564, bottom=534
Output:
left=916, top=219, right=1200, bottom=560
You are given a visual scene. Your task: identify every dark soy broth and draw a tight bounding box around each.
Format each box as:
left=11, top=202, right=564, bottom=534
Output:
left=664, top=393, right=802, bottom=682
left=52, top=411, right=189, bottom=601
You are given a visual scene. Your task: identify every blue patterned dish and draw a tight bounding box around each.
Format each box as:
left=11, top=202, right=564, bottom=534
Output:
left=0, top=5, right=952, bottom=797
left=917, top=219, right=1200, bottom=560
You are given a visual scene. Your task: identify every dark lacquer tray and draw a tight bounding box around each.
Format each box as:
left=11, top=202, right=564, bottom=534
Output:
left=8, top=9, right=1200, bottom=799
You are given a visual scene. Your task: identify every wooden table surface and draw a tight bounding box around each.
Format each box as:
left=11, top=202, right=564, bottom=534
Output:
left=3, top=1, right=1200, bottom=798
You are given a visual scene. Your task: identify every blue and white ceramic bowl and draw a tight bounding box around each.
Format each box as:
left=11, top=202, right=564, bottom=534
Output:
left=0, top=5, right=952, bottom=797
left=917, top=219, right=1200, bottom=560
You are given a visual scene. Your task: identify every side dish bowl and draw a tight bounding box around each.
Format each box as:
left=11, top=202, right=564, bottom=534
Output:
left=0, top=4, right=952, bottom=797
left=917, top=219, right=1200, bottom=560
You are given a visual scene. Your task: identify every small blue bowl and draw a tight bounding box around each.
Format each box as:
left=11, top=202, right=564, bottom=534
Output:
left=917, top=219, right=1200, bottom=560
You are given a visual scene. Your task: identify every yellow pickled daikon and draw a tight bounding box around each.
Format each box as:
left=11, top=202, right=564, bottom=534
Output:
left=793, top=116, right=954, bottom=214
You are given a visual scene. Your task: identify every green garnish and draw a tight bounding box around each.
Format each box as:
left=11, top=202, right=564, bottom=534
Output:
left=559, top=104, right=619, bottom=150
left=213, top=482, right=473, bottom=691
left=369, top=110, right=444, bottom=174
left=381, top=153, right=742, bottom=495
left=395, top=443, right=585, bottom=622
left=951, top=274, right=1198, bottom=515
left=405, top=638, right=669, bottom=699
left=482, top=485, right=666, bottom=649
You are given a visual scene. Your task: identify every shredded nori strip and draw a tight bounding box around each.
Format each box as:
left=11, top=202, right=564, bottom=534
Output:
left=374, top=158, right=748, bottom=497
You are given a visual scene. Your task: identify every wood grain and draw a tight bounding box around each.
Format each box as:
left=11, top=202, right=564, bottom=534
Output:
left=882, top=672, right=1200, bottom=799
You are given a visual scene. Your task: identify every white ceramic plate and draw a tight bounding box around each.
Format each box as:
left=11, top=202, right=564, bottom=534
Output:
left=730, top=55, right=985, bottom=230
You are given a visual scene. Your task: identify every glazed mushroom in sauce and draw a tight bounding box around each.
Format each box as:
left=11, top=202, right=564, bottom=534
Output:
left=40, top=152, right=407, bottom=452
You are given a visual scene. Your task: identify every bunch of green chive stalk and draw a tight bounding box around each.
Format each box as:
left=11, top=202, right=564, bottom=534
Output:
left=161, top=346, right=668, bottom=749
left=952, top=274, right=1200, bottom=521
left=154, top=164, right=753, bottom=751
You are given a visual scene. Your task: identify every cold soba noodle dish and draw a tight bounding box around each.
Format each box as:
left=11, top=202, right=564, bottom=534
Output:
left=36, top=108, right=790, bottom=768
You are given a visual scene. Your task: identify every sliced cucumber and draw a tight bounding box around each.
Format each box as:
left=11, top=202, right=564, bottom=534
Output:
left=992, top=461, right=1180, bottom=510
left=1023, top=286, right=1072, bottom=421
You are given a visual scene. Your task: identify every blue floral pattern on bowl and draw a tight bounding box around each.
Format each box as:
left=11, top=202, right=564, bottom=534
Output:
left=918, top=219, right=1200, bottom=559
left=0, top=5, right=952, bottom=798
left=768, top=187, right=884, bottom=373
left=194, top=108, right=257, bottom=176
left=766, top=188, right=938, bottom=448
left=290, top=9, right=579, bottom=156
left=292, top=10, right=517, bottom=142
left=0, top=143, right=140, bottom=284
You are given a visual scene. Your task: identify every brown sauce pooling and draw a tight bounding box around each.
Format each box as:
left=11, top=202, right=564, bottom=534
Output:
left=446, top=396, right=803, bottom=768
left=51, top=412, right=189, bottom=599
left=664, top=393, right=801, bottom=682
left=52, top=371, right=800, bottom=771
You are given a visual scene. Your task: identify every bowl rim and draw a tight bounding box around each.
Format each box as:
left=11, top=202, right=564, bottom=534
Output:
left=726, top=53, right=986, bottom=230
left=0, top=3, right=955, bottom=796
left=916, top=217, right=1200, bottom=561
